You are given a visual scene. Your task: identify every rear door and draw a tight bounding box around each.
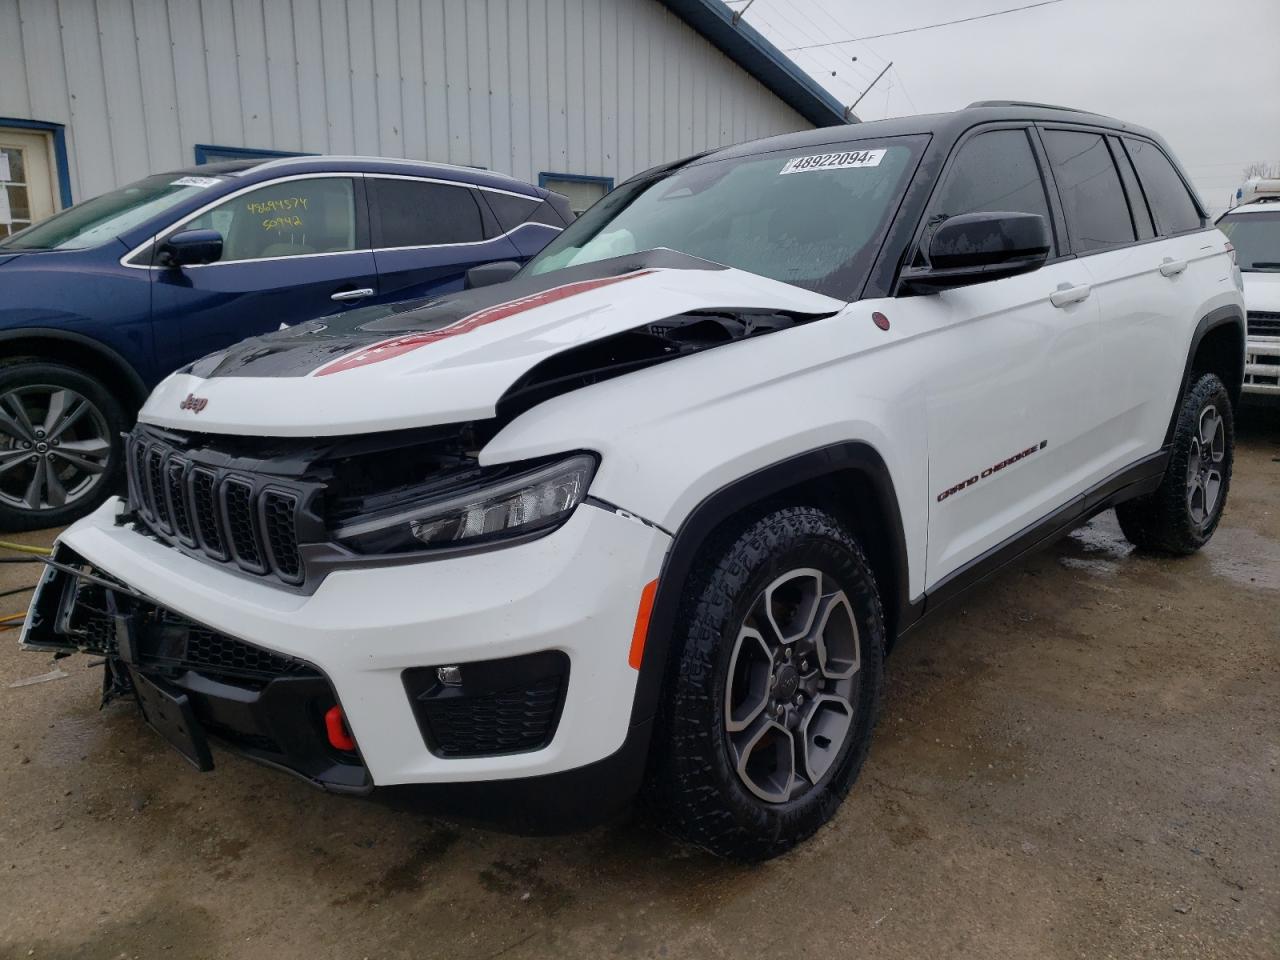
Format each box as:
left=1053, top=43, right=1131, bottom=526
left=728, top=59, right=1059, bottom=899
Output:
left=146, top=174, right=378, bottom=370
left=921, top=126, right=1102, bottom=585
left=366, top=176, right=522, bottom=302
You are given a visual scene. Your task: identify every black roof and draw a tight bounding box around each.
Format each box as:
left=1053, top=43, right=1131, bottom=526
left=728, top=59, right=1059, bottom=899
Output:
left=682, top=102, right=1168, bottom=169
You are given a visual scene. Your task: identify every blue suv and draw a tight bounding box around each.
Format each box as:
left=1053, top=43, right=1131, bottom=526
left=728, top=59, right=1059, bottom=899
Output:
left=0, top=156, right=571, bottom=530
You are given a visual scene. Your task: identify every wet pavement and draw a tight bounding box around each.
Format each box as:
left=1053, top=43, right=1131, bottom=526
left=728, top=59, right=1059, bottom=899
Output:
left=1, top=411, right=1276, bottom=959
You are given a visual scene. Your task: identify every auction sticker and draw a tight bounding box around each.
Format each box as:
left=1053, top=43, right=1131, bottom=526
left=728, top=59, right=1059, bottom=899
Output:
left=780, top=149, right=885, bottom=175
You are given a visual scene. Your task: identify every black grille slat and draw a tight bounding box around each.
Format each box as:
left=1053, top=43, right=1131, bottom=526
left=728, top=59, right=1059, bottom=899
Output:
left=262, top=491, right=303, bottom=583
left=222, top=478, right=266, bottom=573
left=189, top=468, right=227, bottom=559
left=146, top=447, right=171, bottom=531
left=1248, top=311, right=1280, bottom=338
left=421, top=677, right=565, bottom=757
left=165, top=458, right=195, bottom=544
left=130, top=439, right=151, bottom=517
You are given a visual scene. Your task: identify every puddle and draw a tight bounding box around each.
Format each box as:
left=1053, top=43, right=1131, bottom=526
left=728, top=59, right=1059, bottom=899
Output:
left=1201, top=526, right=1280, bottom=590
left=1056, top=513, right=1134, bottom=577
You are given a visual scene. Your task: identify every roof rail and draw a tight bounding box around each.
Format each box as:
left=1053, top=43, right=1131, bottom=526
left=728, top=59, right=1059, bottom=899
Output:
left=966, top=100, right=1104, bottom=116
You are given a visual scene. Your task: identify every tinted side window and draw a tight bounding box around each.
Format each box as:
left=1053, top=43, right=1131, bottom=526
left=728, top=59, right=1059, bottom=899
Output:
left=927, top=128, right=1056, bottom=257
left=1124, top=138, right=1203, bottom=235
left=485, top=192, right=541, bottom=233
left=182, top=177, right=357, bottom=262
left=1042, top=130, right=1134, bottom=253
left=1111, top=136, right=1155, bottom=240
left=371, top=179, right=485, bottom=248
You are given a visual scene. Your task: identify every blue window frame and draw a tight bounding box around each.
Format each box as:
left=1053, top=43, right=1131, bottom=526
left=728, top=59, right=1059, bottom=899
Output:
left=0, top=117, right=73, bottom=208
left=194, top=144, right=312, bottom=165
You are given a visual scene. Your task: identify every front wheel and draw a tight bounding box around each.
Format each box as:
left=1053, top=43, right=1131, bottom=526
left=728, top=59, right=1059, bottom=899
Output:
left=1116, top=372, right=1234, bottom=554
left=0, top=362, right=126, bottom=532
left=645, top=506, right=885, bottom=860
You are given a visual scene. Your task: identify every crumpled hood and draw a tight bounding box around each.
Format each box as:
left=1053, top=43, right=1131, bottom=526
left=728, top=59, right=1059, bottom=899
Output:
left=1242, top=271, right=1280, bottom=317
left=141, top=250, right=845, bottom=436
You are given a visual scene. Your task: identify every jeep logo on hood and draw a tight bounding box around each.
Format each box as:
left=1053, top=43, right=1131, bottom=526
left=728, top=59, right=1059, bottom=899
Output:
left=179, top=393, right=208, bottom=413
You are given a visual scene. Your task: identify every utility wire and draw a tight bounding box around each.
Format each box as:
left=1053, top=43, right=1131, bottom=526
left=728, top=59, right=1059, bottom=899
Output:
left=786, top=0, right=1067, bottom=52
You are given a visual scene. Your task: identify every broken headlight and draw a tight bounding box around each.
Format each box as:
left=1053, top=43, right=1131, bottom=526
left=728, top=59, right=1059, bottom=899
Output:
left=332, top=454, right=597, bottom=555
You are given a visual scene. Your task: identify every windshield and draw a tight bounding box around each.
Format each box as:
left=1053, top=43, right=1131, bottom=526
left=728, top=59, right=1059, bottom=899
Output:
left=524, top=136, right=926, bottom=298
left=1218, top=210, right=1280, bottom=271
left=0, top=173, right=225, bottom=251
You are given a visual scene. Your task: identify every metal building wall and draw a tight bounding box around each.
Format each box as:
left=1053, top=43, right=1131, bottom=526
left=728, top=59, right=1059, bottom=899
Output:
left=0, top=0, right=814, bottom=202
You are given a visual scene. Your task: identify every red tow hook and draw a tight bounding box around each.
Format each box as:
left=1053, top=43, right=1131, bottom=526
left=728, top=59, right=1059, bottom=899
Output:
left=324, top=705, right=357, bottom=752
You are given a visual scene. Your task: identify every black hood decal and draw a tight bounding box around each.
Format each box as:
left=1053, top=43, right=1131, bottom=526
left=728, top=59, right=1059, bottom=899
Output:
left=184, top=249, right=728, bottom=380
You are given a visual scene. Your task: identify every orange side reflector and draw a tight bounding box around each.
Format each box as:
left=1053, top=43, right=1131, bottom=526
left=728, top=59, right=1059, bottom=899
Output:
left=628, top=579, right=659, bottom=670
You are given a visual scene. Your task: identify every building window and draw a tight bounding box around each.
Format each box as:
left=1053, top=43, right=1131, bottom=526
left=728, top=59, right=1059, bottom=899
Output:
left=0, top=117, right=72, bottom=232
left=194, top=144, right=311, bottom=165
left=539, top=173, right=613, bottom=216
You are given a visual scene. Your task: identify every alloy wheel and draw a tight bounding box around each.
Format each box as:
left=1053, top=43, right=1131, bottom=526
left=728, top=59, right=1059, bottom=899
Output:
left=724, top=567, right=861, bottom=804
left=1185, top=402, right=1225, bottom=528
left=0, top=385, right=112, bottom=513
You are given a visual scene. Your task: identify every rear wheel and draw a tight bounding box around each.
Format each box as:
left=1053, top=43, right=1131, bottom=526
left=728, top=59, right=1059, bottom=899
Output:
left=645, top=506, right=885, bottom=860
left=0, top=362, right=126, bottom=531
left=1116, top=372, right=1234, bottom=554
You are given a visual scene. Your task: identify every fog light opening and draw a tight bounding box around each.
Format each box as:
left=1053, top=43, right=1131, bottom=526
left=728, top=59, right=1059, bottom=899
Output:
left=324, top=705, right=357, bottom=752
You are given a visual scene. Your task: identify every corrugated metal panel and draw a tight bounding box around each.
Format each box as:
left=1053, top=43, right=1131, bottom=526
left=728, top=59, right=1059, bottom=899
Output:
left=0, top=0, right=817, bottom=203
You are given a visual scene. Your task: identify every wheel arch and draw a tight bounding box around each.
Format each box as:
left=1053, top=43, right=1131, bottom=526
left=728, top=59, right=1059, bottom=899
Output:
left=0, top=328, right=150, bottom=413
left=630, top=441, right=913, bottom=727
left=1166, top=305, right=1245, bottom=445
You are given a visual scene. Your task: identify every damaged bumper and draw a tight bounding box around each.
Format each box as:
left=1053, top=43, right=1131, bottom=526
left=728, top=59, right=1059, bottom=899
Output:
left=22, top=497, right=670, bottom=802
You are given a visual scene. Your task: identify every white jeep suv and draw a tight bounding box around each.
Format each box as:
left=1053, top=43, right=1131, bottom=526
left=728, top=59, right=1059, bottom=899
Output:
left=22, top=103, right=1245, bottom=860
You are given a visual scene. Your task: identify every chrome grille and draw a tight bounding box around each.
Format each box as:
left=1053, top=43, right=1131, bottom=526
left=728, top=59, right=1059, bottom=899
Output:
left=127, top=432, right=306, bottom=585
left=1247, top=311, right=1280, bottom=338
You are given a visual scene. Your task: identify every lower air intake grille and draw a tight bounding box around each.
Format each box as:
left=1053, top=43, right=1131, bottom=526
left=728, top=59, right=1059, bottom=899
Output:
left=402, top=651, right=570, bottom=758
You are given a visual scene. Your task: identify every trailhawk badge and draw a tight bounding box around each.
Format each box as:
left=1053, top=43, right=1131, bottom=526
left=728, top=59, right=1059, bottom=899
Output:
left=179, top=393, right=208, bottom=413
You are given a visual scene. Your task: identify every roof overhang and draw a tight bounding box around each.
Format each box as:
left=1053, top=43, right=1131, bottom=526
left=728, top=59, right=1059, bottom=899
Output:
left=657, top=0, right=854, bottom=128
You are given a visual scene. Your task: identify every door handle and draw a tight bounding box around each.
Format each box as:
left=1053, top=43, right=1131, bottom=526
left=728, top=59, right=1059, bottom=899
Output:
left=1159, top=257, right=1188, bottom=277
left=331, top=287, right=374, bottom=302
left=1049, top=282, right=1092, bottom=308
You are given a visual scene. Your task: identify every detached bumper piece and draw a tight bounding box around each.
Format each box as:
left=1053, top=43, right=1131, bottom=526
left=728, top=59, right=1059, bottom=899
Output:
left=24, top=548, right=371, bottom=794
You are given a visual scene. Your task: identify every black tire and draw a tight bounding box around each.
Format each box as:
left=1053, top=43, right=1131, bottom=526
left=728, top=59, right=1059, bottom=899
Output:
left=0, top=362, right=127, bottom=532
left=1116, top=372, right=1234, bottom=555
left=645, top=505, right=885, bottom=861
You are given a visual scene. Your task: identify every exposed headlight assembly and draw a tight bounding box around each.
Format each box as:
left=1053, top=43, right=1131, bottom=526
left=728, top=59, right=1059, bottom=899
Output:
left=333, top=453, right=597, bottom=555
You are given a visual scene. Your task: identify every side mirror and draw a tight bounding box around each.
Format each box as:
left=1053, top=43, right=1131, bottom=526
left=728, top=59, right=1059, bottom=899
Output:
left=156, top=229, right=223, bottom=268
left=900, top=212, right=1050, bottom=293
left=464, top=260, right=522, bottom=290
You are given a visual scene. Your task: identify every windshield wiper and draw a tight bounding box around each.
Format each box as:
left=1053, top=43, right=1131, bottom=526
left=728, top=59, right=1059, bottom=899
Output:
left=1243, top=262, right=1280, bottom=271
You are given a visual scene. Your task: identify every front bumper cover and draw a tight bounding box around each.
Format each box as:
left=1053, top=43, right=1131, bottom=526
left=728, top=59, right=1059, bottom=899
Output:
left=23, top=497, right=671, bottom=791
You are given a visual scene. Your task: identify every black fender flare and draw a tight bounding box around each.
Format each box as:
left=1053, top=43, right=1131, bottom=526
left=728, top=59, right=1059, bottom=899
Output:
left=0, top=327, right=150, bottom=406
left=629, top=441, right=912, bottom=727
left=1164, top=304, right=1245, bottom=445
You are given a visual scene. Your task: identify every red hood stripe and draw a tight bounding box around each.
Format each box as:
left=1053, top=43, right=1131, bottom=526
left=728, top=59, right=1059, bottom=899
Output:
left=313, top=269, right=655, bottom=377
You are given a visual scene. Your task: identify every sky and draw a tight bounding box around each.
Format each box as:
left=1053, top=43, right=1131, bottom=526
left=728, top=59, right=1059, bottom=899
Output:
left=738, top=0, right=1280, bottom=215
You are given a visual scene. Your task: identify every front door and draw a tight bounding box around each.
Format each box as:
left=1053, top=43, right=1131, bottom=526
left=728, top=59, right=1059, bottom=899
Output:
left=918, top=127, right=1101, bottom=587
left=0, top=128, right=59, bottom=238
left=146, top=175, right=380, bottom=371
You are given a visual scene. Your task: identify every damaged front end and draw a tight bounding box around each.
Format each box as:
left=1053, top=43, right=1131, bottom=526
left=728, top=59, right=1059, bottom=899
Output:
left=496, top=305, right=834, bottom=420
left=23, top=546, right=371, bottom=792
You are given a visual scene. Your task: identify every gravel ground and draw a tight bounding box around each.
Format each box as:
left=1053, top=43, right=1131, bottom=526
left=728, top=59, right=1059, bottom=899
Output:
left=0, top=410, right=1276, bottom=960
